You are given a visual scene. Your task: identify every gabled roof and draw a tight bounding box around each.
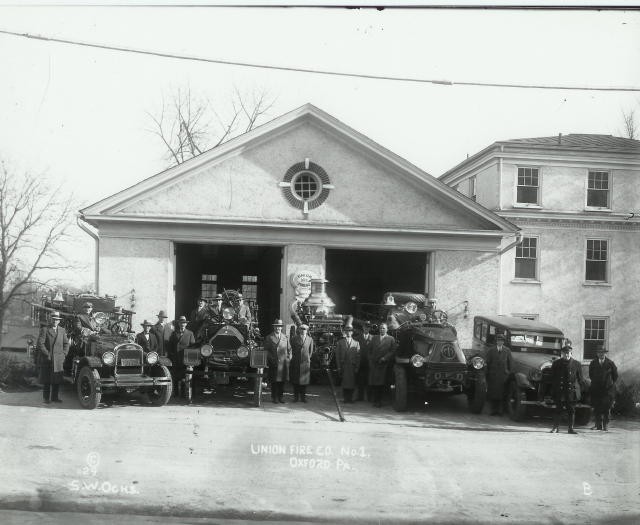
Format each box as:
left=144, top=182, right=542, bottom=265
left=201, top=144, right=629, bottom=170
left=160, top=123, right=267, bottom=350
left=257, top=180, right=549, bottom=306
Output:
left=81, top=103, right=517, bottom=234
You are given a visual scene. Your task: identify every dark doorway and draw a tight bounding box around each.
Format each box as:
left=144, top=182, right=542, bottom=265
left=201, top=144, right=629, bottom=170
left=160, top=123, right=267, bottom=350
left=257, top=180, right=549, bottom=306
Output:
left=325, top=249, right=428, bottom=315
left=175, top=244, right=282, bottom=335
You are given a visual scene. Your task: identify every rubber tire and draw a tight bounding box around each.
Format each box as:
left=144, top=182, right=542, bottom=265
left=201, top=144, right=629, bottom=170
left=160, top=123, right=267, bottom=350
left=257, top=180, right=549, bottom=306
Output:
left=507, top=380, right=527, bottom=422
left=254, top=371, right=263, bottom=407
left=574, top=407, right=592, bottom=427
left=392, top=365, right=408, bottom=412
left=468, top=376, right=487, bottom=414
left=148, top=365, right=173, bottom=406
left=77, top=366, right=102, bottom=410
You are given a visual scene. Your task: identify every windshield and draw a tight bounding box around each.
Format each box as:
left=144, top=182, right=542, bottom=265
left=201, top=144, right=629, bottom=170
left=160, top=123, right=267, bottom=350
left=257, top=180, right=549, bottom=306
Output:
left=509, top=334, right=562, bottom=355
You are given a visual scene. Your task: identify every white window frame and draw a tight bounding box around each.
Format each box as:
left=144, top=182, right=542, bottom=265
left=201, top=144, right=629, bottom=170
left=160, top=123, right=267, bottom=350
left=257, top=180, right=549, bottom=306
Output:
left=512, top=235, right=540, bottom=282
left=514, top=166, right=542, bottom=208
left=584, top=169, right=612, bottom=211
left=584, top=237, right=611, bottom=285
left=583, top=316, right=609, bottom=362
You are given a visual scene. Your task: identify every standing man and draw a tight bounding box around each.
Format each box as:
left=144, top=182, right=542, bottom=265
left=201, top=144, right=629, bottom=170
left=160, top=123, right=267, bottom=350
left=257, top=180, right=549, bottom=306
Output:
left=368, top=322, right=396, bottom=407
left=169, top=316, right=195, bottom=394
left=290, top=324, right=314, bottom=403
left=485, top=333, right=513, bottom=416
left=37, top=311, right=69, bottom=404
left=589, top=343, right=618, bottom=431
left=336, top=325, right=360, bottom=403
left=135, top=320, right=159, bottom=353
left=551, top=342, right=585, bottom=434
left=151, top=310, right=173, bottom=357
left=265, top=319, right=291, bottom=403
left=189, top=297, right=210, bottom=323
left=237, top=294, right=252, bottom=325
left=210, top=294, right=224, bottom=321
left=355, top=321, right=373, bottom=402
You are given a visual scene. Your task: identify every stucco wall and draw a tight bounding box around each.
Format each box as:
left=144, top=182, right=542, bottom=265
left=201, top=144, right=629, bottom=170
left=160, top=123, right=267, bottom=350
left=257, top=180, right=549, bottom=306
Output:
left=434, top=250, right=501, bottom=349
left=501, top=224, right=640, bottom=378
left=99, top=237, right=175, bottom=327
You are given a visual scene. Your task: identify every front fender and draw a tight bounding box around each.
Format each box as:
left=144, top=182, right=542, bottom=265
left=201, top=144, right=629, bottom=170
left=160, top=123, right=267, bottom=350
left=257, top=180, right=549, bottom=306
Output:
left=158, top=356, right=172, bottom=367
left=513, top=372, right=533, bottom=390
left=78, top=356, right=103, bottom=369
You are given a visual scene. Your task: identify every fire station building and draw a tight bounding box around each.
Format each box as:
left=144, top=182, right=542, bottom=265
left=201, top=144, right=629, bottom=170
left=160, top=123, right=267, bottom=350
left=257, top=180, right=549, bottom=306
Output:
left=80, top=104, right=518, bottom=348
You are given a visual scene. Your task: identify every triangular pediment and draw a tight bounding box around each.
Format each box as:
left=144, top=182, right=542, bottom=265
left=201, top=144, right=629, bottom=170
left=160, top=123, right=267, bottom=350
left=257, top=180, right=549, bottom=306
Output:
left=81, top=104, right=516, bottom=235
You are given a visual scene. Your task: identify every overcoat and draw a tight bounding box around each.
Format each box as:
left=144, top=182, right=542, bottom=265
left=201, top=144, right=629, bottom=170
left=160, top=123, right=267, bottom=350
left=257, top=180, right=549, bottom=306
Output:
left=551, top=357, right=585, bottom=404
left=336, top=337, right=360, bottom=389
left=356, top=333, right=373, bottom=372
left=151, top=322, right=174, bottom=356
left=135, top=331, right=159, bottom=353
left=485, top=346, right=513, bottom=400
left=290, top=334, right=314, bottom=385
left=368, top=335, right=396, bottom=386
left=189, top=307, right=210, bottom=323
left=169, top=329, right=195, bottom=366
left=36, top=325, right=69, bottom=384
left=264, top=332, right=291, bottom=382
left=76, top=313, right=98, bottom=332
left=589, top=357, right=618, bottom=408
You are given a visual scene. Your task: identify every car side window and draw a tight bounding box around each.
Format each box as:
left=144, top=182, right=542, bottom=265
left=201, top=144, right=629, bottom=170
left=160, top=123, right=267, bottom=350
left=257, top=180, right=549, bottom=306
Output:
left=481, top=323, right=488, bottom=341
left=474, top=321, right=482, bottom=339
left=486, top=325, right=496, bottom=345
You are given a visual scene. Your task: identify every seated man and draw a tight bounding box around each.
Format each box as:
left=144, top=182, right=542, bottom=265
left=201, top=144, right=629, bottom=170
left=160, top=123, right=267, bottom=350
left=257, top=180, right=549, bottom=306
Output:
left=209, top=294, right=224, bottom=321
left=75, top=302, right=99, bottom=335
left=237, top=294, right=252, bottom=325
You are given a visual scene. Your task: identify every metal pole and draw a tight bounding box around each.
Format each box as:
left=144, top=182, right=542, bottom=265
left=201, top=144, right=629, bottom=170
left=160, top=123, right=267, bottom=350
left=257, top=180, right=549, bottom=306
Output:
left=325, top=367, right=345, bottom=422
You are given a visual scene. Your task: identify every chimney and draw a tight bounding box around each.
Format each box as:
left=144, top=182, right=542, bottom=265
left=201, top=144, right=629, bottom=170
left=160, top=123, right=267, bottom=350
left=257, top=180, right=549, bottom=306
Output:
left=558, top=133, right=562, bottom=144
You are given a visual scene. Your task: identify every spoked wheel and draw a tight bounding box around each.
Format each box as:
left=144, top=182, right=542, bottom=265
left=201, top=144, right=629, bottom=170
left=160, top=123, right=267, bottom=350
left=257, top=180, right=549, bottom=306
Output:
left=148, top=365, right=173, bottom=406
left=77, top=366, right=102, bottom=410
left=468, top=375, right=487, bottom=414
left=507, top=381, right=527, bottom=421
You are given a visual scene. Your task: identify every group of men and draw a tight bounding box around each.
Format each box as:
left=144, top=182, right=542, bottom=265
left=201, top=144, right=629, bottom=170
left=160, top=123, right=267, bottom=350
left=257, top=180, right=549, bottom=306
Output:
left=189, top=294, right=252, bottom=324
left=485, top=333, right=619, bottom=433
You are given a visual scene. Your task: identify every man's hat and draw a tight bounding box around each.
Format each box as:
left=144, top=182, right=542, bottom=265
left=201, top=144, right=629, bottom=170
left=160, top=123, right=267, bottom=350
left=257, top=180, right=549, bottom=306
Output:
left=272, top=319, right=284, bottom=327
left=561, top=342, right=573, bottom=351
left=299, top=324, right=309, bottom=330
left=343, top=325, right=354, bottom=332
left=362, top=320, right=371, bottom=327
left=156, top=310, right=168, bottom=318
left=214, top=294, right=223, bottom=300
left=51, top=311, right=63, bottom=320
left=177, top=315, right=188, bottom=323
left=82, top=302, right=93, bottom=308
left=495, top=333, right=506, bottom=341
left=596, top=344, right=608, bottom=353
left=237, top=293, right=244, bottom=299
left=197, top=297, right=205, bottom=303
left=140, top=319, right=153, bottom=327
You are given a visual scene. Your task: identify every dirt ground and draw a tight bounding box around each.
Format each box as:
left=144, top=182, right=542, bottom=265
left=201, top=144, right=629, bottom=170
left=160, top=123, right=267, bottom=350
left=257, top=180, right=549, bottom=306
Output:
left=0, top=383, right=638, bottom=524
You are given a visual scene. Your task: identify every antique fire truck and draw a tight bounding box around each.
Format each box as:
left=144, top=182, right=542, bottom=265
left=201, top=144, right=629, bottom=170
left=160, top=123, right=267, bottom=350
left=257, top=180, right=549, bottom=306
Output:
left=179, top=290, right=267, bottom=406
left=32, top=293, right=173, bottom=409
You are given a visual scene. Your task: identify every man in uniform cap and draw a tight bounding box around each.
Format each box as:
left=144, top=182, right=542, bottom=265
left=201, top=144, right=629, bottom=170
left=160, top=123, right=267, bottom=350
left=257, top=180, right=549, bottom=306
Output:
left=589, top=343, right=618, bottom=431
left=151, top=310, right=173, bottom=357
left=336, top=324, right=360, bottom=403
left=550, top=341, right=585, bottom=434
left=210, top=294, right=224, bottom=321
left=169, top=316, right=195, bottom=395
left=76, top=301, right=99, bottom=333
left=485, top=332, right=513, bottom=416
left=189, top=297, right=211, bottom=323
left=265, top=319, right=291, bottom=403
left=290, top=324, right=314, bottom=402
left=36, top=311, right=69, bottom=404
left=135, top=319, right=159, bottom=353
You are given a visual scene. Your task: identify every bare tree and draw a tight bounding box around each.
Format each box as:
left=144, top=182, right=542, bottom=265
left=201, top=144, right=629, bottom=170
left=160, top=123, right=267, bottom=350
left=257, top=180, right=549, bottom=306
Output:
left=621, top=108, right=637, bottom=140
left=0, top=160, right=75, bottom=348
left=147, top=85, right=277, bottom=167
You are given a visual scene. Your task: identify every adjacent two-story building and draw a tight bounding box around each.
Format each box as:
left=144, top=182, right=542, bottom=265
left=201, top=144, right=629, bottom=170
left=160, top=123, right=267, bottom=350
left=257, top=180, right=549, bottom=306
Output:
left=441, top=134, right=640, bottom=377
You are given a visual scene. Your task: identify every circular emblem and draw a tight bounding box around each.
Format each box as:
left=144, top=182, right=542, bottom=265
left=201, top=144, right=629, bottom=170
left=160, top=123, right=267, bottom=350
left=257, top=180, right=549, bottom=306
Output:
left=440, top=344, right=456, bottom=360
left=290, top=270, right=316, bottom=288
left=281, top=161, right=332, bottom=210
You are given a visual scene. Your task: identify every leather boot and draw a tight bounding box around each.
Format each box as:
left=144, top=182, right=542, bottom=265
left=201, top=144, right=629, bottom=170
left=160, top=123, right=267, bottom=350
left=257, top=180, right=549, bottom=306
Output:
left=568, top=414, right=578, bottom=434
left=594, top=413, right=603, bottom=430
left=550, top=412, right=560, bottom=433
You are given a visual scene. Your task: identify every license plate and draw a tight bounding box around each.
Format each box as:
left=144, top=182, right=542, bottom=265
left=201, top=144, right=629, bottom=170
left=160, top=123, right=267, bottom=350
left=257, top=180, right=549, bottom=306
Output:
left=214, top=372, right=229, bottom=385
left=120, top=359, right=140, bottom=367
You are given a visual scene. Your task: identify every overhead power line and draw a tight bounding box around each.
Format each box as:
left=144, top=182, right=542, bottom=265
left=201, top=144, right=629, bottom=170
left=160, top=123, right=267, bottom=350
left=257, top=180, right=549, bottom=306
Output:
left=1, top=28, right=639, bottom=93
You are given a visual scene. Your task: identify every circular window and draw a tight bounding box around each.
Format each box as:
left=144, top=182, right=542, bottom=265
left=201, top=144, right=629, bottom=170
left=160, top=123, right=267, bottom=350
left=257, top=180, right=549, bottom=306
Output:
left=281, top=161, right=332, bottom=211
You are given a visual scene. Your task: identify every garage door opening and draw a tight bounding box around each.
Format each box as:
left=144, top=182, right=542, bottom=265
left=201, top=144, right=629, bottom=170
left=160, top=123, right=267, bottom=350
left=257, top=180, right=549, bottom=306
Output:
left=175, top=244, right=282, bottom=335
left=325, top=249, right=429, bottom=316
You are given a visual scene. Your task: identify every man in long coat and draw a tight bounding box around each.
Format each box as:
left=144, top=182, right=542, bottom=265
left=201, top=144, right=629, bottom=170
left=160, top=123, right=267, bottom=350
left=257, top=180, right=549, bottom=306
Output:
left=290, top=324, right=314, bottom=403
left=551, top=342, right=585, bottom=434
left=209, top=294, right=224, bottom=321
left=151, top=310, right=173, bottom=357
left=169, top=316, right=195, bottom=392
left=237, top=294, right=252, bottom=325
left=264, top=319, right=291, bottom=403
left=589, top=344, right=618, bottom=431
left=36, top=311, right=69, bottom=404
left=368, top=322, right=397, bottom=407
left=189, top=298, right=211, bottom=323
left=135, top=319, right=159, bottom=353
left=75, top=302, right=100, bottom=334
left=355, top=321, right=373, bottom=402
left=485, top=333, right=513, bottom=416
left=336, top=325, right=360, bottom=403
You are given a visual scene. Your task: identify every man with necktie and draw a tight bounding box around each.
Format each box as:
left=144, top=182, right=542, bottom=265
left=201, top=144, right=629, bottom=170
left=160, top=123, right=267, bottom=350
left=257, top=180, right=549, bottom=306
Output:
left=37, top=311, right=69, bottom=404
left=589, top=343, right=618, bottom=431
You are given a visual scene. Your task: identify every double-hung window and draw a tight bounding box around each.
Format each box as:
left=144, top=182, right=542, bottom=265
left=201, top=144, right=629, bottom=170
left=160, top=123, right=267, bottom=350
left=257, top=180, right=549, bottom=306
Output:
left=517, top=167, right=540, bottom=205
left=201, top=274, right=217, bottom=301
left=586, top=171, right=610, bottom=208
left=584, top=317, right=607, bottom=360
left=515, top=237, right=538, bottom=280
left=585, top=239, right=608, bottom=282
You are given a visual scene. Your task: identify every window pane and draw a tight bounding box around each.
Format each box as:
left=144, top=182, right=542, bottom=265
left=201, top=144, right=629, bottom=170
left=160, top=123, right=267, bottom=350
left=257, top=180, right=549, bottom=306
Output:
left=517, top=186, right=538, bottom=204
left=587, top=189, right=609, bottom=207
left=585, top=260, right=606, bottom=281
left=584, top=318, right=606, bottom=360
left=515, top=259, right=536, bottom=279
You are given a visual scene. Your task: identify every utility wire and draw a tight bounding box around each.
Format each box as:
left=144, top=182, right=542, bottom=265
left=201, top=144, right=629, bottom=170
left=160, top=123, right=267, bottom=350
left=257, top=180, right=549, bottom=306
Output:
left=1, top=28, right=639, bottom=92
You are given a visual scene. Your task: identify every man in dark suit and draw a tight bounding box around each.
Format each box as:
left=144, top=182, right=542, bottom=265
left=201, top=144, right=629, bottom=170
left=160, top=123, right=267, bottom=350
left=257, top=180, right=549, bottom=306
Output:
left=589, top=344, right=618, bottom=431
left=209, top=294, right=224, bottom=321
left=189, top=297, right=210, bottom=323
left=336, top=325, right=360, bottom=403
left=135, top=319, right=159, bottom=352
left=551, top=342, right=585, bottom=434
left=75, top=302, right=99, bottom=333
left=36, top=311, right=69, bottom=404
left=355, top=321, right=373, bottom=402
left=368, top=322, right=396, bottom=407
left=264, top=319, right=291, bottom=403
left=151, top=310, right=173, bottom=357
left=169, top=316, right=195, bottom=392
left=485, top=333, right=513, bottom=416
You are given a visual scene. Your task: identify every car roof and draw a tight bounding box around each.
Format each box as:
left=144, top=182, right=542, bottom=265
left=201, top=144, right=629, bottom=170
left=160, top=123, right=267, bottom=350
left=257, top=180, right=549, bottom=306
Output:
left=473, top=315, right=563, bottom=335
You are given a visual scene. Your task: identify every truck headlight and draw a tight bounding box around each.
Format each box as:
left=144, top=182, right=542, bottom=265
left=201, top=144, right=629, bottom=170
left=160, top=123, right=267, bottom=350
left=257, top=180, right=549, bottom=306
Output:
left=201, top=344, right=213, bottom=357
left=102, top=351, right=115, bottom=366
left=237, top=346, right=249, bottom=359
left=411, top=354, right=425, bottom=367
left=470, top=356, right=485, bottom=370
left=146, top=352, right=159, bottom=365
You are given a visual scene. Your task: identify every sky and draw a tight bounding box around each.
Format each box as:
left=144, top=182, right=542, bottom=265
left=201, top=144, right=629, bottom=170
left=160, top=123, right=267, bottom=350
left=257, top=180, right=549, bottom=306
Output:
left=0, top=4, right=639, bottom=288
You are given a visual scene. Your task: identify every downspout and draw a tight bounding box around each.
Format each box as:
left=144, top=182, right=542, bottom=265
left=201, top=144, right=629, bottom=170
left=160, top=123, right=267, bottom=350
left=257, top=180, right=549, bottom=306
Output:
left=499, top=231, right=523, bottom=255
left=77, top=215, right=99, bottom=294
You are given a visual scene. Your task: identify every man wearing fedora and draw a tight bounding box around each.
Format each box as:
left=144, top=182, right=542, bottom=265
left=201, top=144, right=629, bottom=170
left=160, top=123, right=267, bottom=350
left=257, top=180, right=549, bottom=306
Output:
left=336, top=324, right=360, bottom=403
left=485, top=332, right=513, bottom=416
left=151, top=310, right=173, bottom=357
left=589, top=343, right=618, bottom=431
left=290, top=324, right=314, bottom=403
left=355, top=321, right=373, bottom=402
left=265, top=319, right=291, bottom=403
left=210, top=294, right=225, bottom=321
left=135, top=319, right=159, bottom=353
left=169, top=316, right=195, bottom=394
left=36, top=311, right=69, bottom=404
left=550, top=341, right=585, bottom=434
left=368, top=322, right=396, bottom=407
left=189, top=297, right=211, bottom=324
left=237, top=294, right=252, bottom=325
left=76, top=301, right=99, bottom=334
